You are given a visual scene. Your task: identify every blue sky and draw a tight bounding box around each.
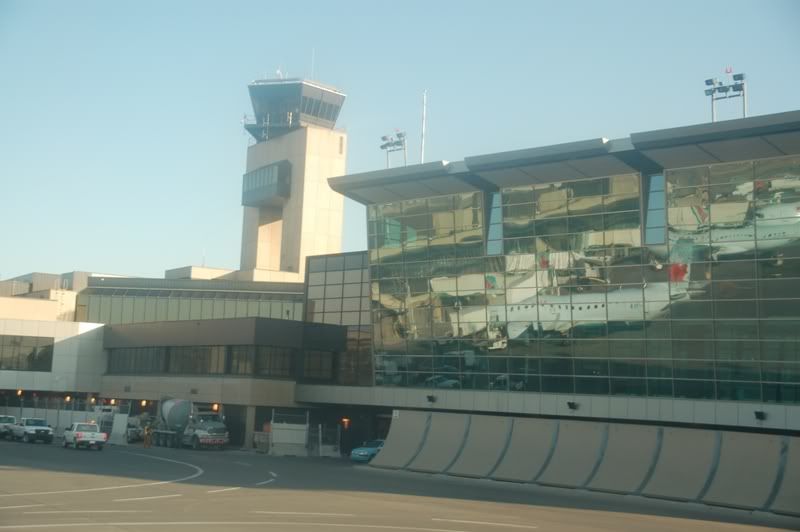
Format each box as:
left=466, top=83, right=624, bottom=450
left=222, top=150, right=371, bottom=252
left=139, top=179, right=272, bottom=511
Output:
left=1, top=0, right=798, bottom=278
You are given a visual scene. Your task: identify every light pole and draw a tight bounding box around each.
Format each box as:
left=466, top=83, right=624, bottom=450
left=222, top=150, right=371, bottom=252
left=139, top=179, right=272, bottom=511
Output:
left=379, top=131, right=407, bottom=169
left=704, top=71, right=747, bottom=123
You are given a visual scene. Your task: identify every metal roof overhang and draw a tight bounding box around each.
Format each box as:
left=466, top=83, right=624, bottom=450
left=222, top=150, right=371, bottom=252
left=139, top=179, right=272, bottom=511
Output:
left=464, top=138, right=646, bottom=188
left=631, top=110, right=800, bottom=169
left=329, top=110, right=800, bottom=205
left=328, top=161, right=489, bottom=204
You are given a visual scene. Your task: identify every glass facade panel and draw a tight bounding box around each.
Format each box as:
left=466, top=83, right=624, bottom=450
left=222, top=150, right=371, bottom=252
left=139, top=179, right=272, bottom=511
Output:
left=0, top=335, right=54, bottom=372
left=363, top=157, right=800, bottom=404
left=304, top=251, right=374, bottom=385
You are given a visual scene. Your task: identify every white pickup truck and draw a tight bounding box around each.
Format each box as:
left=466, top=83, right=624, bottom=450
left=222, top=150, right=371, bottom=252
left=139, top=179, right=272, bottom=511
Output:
left=10, top=418, right=54, bottom=443
left=0, top=415, right=15, bottom=439
left=63, top=422, right=107, bottom=450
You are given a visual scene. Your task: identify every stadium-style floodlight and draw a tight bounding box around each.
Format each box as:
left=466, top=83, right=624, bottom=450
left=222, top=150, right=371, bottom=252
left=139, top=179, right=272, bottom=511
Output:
left=379, top=130, right=408, bottom=169
left=703, top=69, right=748, bottom=122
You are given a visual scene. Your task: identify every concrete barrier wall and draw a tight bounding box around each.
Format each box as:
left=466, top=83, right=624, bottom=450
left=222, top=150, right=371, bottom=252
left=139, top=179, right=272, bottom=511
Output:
left=588, top=424, right=660, bottom=494
left=447, top=415, right=512, bottom=478
left=490, top=418, right=557, bottom=482
left=371, top=410, right=800, bottom=516
left=536, top=421, right=607, bottom=488
left=641, top=427, right=718, bottom=501
left=407, top=412, right=470, bottom=473
left=370, top=410, right=430, bottom=469
left=702, top=432, right=782, bottom=510
left=770, top=437, right=800, bottom=516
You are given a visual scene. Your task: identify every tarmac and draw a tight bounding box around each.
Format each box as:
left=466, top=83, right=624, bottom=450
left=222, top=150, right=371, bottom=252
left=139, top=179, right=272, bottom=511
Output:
left=1, top=438, right=798, bottom=531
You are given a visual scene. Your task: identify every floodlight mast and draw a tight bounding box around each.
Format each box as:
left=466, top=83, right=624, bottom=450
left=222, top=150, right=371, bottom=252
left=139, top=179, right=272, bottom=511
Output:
left=703, top=71, right=747, bottom=123
left=379, top=131, right=408, bottom=169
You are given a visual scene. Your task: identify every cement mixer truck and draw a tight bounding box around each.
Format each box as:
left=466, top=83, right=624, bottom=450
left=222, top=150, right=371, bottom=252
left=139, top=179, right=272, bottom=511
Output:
left=151, top=399, right=229, bottom=449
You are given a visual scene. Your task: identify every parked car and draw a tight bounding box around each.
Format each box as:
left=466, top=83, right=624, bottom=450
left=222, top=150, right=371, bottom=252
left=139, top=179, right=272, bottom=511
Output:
left=424, top=375, right=461, bottom=389
left=0, top=415, right=16, bottom=439
left=350, top=439, right=384, bottom=463
left=63, top=422, right=107, bottom=450
left=10, top=418, right=53, bottom=443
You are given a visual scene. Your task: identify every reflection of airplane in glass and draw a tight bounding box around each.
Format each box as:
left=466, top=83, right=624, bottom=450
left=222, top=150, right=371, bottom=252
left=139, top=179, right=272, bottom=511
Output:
left=669, top=208, right=800, bottom=259
left=505, top=265, right=688, bottom=338
left=734, top=175, right=800, bottom=200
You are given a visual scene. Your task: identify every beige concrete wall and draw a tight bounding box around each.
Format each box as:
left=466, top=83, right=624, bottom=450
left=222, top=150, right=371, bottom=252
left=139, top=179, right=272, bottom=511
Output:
left=297, top=126, right=345, bottom=276
left=0, top=280, right=31, bottom=297
left=641, top=427, right=717, bottom=501
left=231, top=268, right=305, bottom=284
left=537, top=421, right=607, bottom=488
left=100, top=375, right=298, bottom=408
left=0, top=296, right=61, bottom=321
left=164, top=266, right=235, bottom=280
left=588, top=424, right=660, bottom=494
left=295, top=384, right=800, bottom=431
left=241, top=128, right=307, bottom=272
left=491, top=418, right=557, bottom=482
left=370, top=410, right=430, bottom=469
left=702, top=432, right=782, bottom=510
left=407, top=412, right=469, bottom=473
left=240, top=126, right=345, bottom=279
left=771, top=437, right=800, bottom=516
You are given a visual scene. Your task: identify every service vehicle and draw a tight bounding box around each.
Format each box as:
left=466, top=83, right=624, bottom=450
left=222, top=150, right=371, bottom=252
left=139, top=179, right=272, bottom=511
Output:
left=350, top=439, right=385, bottom=463
left=126, top=419, right=144, bottom=443
left=10, top=418, right=54, bottom=443
left=0, top=415, right=16, bottom=439
left=62, top=422, right=107, bottom=450
left=151, top=399, right=229, bottom=449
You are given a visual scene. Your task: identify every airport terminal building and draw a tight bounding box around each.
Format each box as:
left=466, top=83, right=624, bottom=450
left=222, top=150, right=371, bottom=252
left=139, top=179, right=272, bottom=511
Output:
left=321, top=110, right=800, bottom=431
left=1, top=78, right=799, bottom=450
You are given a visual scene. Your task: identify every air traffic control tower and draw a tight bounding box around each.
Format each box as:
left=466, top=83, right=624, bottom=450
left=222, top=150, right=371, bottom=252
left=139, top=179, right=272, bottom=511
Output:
left=238, top=78, right=347, bottom=283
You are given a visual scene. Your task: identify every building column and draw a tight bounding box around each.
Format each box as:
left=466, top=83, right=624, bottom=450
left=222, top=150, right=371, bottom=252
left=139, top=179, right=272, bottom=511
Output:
left=244, top=405, right=256, bottom=449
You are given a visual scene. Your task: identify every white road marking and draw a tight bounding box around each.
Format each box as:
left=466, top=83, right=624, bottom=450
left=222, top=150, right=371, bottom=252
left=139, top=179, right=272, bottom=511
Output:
left=0, top=453, right=204, bottom=498
left=113, top=494, right=183, bottom=502
left=0, top=522, right=470, bottom=531
left=25, top=510, right=151, bottom=515
left=251, top=511, right=355, bottom=517
left=269, top=471, right=278, bottom=478
left=0, top=504, right=45, bottom=510
left=255, top=478, right=275, bottom=486
left=206, top=487, right=241, bottom=494
left=432, top=518, right=537, bottom=529
left=233, top=461, right=252, bottom=467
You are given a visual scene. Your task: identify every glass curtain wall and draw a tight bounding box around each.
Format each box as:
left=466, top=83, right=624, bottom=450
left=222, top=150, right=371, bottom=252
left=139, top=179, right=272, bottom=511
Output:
left=77, top=290, right=303, bottom=325
left=107, top=344, right=295, bottom=379
left=306, top=252, right=372, bottom=385
left=368, top=157, right=800, bottom=404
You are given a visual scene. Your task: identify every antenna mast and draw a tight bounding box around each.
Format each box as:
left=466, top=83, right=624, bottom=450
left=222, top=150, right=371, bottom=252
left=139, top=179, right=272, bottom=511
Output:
left=420, top=90, right=427, bottom=164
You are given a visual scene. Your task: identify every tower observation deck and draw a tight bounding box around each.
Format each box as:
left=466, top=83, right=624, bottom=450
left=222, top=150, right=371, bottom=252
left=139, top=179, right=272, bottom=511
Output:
left=244, top=78, right=346, bottom=142
left=237, top=78, right=347, bottom=283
